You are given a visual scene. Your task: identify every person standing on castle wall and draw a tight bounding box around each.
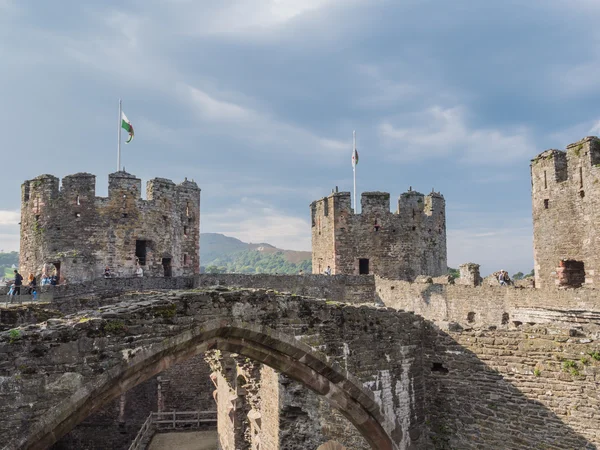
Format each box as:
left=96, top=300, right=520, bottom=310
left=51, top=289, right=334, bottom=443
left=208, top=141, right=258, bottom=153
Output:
left=498, top=270, right=507, bottom=286
left=135, top=264, right=143, bottom=278
left=12, top=269, right=23, bottom=297
left=104, top=266, right=112, bottom=279
left=26, top=273, right=37, bottom=300
left=324, top=266, right=332, bottom=275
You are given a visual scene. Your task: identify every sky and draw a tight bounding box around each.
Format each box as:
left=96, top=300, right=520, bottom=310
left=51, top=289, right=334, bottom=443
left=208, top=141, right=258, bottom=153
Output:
left=1, top=0, right=600, bottom=275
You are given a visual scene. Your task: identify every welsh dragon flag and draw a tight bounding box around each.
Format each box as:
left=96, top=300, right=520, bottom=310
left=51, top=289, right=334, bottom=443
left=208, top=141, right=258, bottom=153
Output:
left=121, top=112, right=134, bottom=143
left=352, top=147, right=359, bottom=167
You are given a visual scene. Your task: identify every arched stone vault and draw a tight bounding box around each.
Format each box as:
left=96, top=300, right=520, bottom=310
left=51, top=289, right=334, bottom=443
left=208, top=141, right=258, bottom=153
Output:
left=1, top=289, right=424, bottom=450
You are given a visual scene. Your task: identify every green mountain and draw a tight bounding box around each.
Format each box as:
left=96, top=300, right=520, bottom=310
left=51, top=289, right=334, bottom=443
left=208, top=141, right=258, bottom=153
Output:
left=200, top=233, right=311, bottom=275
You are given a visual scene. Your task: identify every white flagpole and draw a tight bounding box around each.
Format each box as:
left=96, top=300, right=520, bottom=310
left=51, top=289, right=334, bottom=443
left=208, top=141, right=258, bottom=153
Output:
left=117, top=99, right=122, bottom=172
left=353, top=130, right=357, bottom=213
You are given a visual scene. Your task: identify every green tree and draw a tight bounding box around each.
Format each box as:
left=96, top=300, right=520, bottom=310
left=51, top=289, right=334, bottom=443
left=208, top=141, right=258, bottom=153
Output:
left=512, top=271, right=524, bottom=281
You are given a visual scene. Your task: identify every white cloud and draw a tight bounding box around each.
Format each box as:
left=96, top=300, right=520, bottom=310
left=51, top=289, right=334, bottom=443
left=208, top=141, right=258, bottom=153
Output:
left=159, top=0, right=357, bottom=37
left=186, top=86, right=252, bottom=121
left=378, top=106, right=535, bottom=164
left=0, top=210, right=19, bottom=226
left=182, top=83, right=348, bottom=159
left=202, top=198, right=310, bottom=251
left=0, top=211, right=20, bottom=252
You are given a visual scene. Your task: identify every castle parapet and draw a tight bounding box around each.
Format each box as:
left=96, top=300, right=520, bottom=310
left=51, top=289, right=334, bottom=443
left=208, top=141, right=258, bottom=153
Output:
left=361, top=192, right=390, bottom=215
left=108, top=171, right=142, bottom=199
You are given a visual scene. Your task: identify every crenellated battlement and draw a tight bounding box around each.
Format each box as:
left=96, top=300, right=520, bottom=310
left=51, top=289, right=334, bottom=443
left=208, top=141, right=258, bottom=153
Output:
left=311, top=187, right=447, bottom=280
left=531, top=136, right=600, bottom=289
left=19, top=171, right=201, bottom=284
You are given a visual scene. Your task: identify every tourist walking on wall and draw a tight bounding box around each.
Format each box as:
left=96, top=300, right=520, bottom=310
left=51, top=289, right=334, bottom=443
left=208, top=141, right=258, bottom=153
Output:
left=26, top=273, right=37, bottom=300
left=324, top=266, right=332, bottom=275
left=12, top=269, right=23, bottom=297
left=498, top=270, right=507, bottom=286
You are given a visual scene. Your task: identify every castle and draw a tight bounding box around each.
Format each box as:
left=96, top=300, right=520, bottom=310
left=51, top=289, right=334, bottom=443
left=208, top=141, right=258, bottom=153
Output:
left=310, top=188, right=446, bottom=279
left=19, top=171, right=200, bottom=283
left=531, top=136, right=600, bottom=288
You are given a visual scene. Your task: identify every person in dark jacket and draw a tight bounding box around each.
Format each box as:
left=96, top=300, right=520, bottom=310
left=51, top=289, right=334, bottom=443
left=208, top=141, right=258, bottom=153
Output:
left=12, top=270, right=23, bottom=297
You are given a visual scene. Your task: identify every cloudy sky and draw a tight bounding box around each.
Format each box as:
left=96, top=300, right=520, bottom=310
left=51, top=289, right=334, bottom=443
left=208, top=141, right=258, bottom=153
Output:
left=1, top=0, right=600, bottom=275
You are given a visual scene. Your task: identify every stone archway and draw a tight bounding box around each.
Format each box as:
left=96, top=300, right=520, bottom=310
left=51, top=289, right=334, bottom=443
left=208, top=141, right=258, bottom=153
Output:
left=13, top=321, right=397, bottom=450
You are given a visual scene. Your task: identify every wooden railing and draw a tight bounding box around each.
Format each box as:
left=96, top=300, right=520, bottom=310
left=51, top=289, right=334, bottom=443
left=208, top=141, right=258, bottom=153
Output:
left=153, top=410, right=217, bottom=429
left=128, top=413, right=153, bottom=450
left=128, top=410, right=217, bottom=450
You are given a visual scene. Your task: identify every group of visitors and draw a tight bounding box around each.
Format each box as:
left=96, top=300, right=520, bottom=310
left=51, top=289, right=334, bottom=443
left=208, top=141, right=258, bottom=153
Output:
left=5, top=269, right=41, bottom=303
left=497, top=270, right=511, bottom=286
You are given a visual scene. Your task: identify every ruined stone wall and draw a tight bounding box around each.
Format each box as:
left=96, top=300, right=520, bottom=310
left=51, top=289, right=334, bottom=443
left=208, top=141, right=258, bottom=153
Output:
left=375, top=276, right=600, bottom=328
left=311, top=190, right=446, bottom=280
left=376, top=277, right=600, bottom=448
left=19, top=172, right=200, bottom=284
left=424, top=323, right=600, bottom=449
left=195, top=273, right=375, bottom=304
left=0, top=289, right=426, bottom=449
left=531, top=136, right=600, bottom=289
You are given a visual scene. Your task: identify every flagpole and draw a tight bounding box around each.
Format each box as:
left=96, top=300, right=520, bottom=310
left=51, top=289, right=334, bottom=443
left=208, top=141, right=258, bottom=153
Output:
left=353, top=130, right=357, bottom=213
left=117, top=99, right=122, bottom=172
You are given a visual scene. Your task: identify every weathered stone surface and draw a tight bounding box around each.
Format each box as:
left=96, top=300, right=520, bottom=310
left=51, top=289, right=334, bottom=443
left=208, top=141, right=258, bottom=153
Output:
left=531, top=136, right=600, bottom=288
left=0, top=288, right=423, bottom=450
left=310, top=190, right=446, bottom=280
left=19, top=172, right=200, bottom=283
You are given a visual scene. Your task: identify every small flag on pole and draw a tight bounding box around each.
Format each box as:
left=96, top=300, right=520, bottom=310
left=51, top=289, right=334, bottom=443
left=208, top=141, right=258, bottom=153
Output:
left=352, top=147, right=359, bottom=167
left=121, top=112, right=134, bottom=143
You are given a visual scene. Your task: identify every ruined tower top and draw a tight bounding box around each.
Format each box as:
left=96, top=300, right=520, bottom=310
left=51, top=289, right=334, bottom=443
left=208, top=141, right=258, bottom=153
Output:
left=531, top=136, right=600, bottom=288
left=310, top=189, right=446, bottom=280
left=20, top=171, right=201, bottom=283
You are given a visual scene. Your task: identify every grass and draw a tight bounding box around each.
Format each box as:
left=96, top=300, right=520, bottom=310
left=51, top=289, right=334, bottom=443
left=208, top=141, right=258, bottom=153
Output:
left=588, top=351, right=600, bottom=361
left=9, top=329, right=21, bottom=344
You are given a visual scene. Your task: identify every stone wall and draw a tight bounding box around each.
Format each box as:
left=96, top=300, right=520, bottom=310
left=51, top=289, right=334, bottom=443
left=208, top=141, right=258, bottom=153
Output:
left=531, top=136, right=600, bottom=288
left=376, top=276, right=600, bottom=448
left=375, top=276, right=600, bottom=328
left=423, top=323, right=600, bottom=449
left=194, top=273, right=376, bottom=304
left=310, top=189, right=446, bottom=280
left=19, top=172, right=200, bottom=284
left=0, top=288, right=425, bottom=450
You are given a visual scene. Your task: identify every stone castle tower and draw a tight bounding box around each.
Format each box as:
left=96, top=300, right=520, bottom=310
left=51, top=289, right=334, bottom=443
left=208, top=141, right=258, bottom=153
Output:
left=19, top=171, right=200, bottom=283
left=531, top=136, right=600, bottom=289
left=310, top=189, right=446, bottom=279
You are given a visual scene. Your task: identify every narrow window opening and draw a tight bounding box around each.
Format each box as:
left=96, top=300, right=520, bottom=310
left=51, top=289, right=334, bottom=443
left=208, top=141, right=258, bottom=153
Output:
left=467, top=312, right=476, bottom=323
left=431, top=363, right=449, bottom=374
left=412, top=226, right=416, bottom=231
left=323, top=199, right=329, bottom=217
left=359, top=258, right=369, bottom=275
left=122, top=213, right=128, bottom=218
left=543, top=199, right=549, bottom=209
left=186, top=201, right=190, bottom=217
left=184, top=226, right=188, bottom=237
left=580, top=190, right=585, bottom=198
left=135, top=240, right=147, bottom=266
left=35, top=215, right=40, bottom=222
left=501, top=312, right=509, bottom=325
left=76, top=195, right=80, bottom=206
left=163, top=215, right=168, bottom=222
left=162, top=258, right=172, bottom=277
left=544, top=170, right=547, bottom=189
left=23, top=185, right=30, bottom=202
left=183, top=253, right=189, bottom=266
left=579, top=167, right=583, bottom=189
left=374, top=218, right=380, bottom=232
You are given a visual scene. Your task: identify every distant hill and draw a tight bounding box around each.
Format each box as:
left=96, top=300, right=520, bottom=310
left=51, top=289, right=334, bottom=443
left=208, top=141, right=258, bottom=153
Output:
left=200, top=233, right=311, bottom=274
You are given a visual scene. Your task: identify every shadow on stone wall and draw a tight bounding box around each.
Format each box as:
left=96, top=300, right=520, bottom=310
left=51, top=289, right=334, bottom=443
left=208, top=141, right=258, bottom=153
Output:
left=423, top=323, right=597, bottom=449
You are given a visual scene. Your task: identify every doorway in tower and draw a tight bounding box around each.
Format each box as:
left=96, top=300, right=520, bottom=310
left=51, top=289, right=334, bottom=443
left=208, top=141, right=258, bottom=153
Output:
left=358, top=258, right=369, bottom=275
left=162, top=258, right=172, bottom=277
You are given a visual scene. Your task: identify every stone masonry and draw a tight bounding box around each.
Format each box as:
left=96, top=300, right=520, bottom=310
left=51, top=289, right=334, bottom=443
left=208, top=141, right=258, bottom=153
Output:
left=19, top=171, right=200, bottom=283
left=0, top=288, right=425, bottom=450
left=531, top=136, right=600, bottom=288
left=310, top=189, right=446, bottom=280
